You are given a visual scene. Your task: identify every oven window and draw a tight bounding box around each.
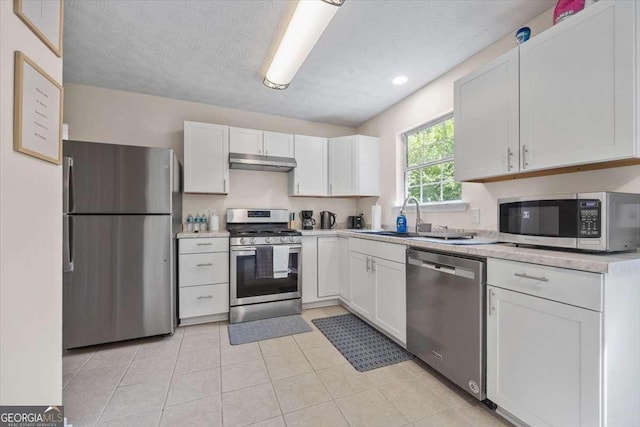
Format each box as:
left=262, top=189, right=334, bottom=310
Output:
left=500, top=200, right=578, bottom=237
left=235, top=251, right=299, bottom=298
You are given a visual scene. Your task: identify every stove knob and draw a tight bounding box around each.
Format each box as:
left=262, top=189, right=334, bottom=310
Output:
left=250, top=237, right=256, bottom=244
left=240, top=237, right=245, bottom=245
left=265, top=237, right=271, bottom=243
left=289, top=237, right=295, bottom=242
left=280, top=236, right=286, bottom=243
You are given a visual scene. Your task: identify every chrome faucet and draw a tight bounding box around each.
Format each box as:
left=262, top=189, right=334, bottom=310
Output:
left=401, top=196, right=423, bottom=233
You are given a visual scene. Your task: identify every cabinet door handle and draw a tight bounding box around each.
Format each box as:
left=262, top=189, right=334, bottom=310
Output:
left=521, top=145, right=529, bottom=169
left=371, top=259, right=376, bottom=272
left=223, top=179, right=227, bottom=193
left=329, top=183, right=332, bottom=195
left=507, top=147, right=514, bottom=171
left=297, top=182, right=300, bottom=194
left=197, top=263, right=213, bottom=267
left=197, top=295, right=213, bottom=300
left=514, top=272, right=548, bottom=282
left=197, top=243, right=213, bottom=246
left=366, top=257, right=370, bottom=272
left=488, top=290, right=496, bottom=316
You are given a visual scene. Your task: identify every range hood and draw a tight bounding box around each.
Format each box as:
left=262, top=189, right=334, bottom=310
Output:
left=229, top=152, right=297, bottom=172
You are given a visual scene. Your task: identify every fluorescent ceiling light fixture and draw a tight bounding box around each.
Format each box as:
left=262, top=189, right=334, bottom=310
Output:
left=392, top=75, right=408, bottom=85
left=264, top=0, right=344, bottom=90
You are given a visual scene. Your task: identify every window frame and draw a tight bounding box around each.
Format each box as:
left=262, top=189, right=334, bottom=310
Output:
left=401, top=112, right=460, bottom=204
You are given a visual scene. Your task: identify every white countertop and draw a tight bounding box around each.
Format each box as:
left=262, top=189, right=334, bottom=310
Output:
left=177, top=231, right=229, bottom=238
left=303, top=229, right=640, bottom=274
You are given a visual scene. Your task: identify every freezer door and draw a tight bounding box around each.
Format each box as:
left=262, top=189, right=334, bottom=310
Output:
left=63, top=140, right=173, bottom=214
left=63, top=215, right=174, bottom=349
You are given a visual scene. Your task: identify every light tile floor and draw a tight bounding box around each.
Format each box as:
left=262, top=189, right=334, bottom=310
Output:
left=63, top=306, right=512, bottom=427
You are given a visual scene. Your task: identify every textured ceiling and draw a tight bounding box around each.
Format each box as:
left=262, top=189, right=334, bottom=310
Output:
left=63, top=0, right=554, bottom=127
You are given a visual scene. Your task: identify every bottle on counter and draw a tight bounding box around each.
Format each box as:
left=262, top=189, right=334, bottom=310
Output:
left=396, top=210, right=407, bottom=233
left=193, top=214, right=201, bottom=232
left=185, top=214, right=194, bottom=232
left=201, top=214, right=208, bottom=232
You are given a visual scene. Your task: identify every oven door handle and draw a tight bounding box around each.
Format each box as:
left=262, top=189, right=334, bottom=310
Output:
left=231, top=245, right=302, bottom=253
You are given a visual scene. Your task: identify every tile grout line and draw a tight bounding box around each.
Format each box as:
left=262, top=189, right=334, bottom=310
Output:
left=62, top=349, right=97, bottom=390
left=158, top=329, right=187, bottom=426
left=93, top=344, right=144, bottom=425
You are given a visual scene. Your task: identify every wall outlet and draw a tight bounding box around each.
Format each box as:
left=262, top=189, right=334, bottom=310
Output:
left=470, top=208, right=480, bottom=224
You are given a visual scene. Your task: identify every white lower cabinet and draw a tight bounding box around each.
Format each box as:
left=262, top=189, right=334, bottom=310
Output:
left=317, top=237, right=339, bottom=297
left=178, top=237, right=229, bottom=324
left=486, top=258, right=603, bottom=426
left=348, top=238, right=406, bottom=345
left=338, top=237, right=350, bottom=303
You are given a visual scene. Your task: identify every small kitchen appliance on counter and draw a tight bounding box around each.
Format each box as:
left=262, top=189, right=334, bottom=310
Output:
left=347, top=214, right=365, bottom=229
left=320, top=211, right=336, bottom=229
left=301, top=210, right=315, bottom=230
left=498, top=192, right=640, bottom=252
left=227, top=209, right=302, bottom=323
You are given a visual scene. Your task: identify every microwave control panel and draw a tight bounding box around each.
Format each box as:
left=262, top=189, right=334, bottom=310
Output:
left=579, top=200, right=601, bottom=238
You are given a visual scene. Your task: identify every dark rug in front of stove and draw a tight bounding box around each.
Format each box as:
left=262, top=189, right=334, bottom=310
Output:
left=312, top=313, right=413, bottom=372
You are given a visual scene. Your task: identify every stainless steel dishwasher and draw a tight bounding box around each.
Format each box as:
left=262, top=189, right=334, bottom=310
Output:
left=406, top=248, right=486, bottom=400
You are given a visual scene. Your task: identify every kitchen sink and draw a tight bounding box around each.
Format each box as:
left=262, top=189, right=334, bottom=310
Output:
left=358, top=230, right=420, bottom=238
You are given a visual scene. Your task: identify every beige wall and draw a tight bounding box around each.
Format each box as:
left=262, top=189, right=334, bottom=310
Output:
left=356, top=7, right=640, bottom=230
left=0, top=2, right=62, bottom=404
left=63, top=83, right=360, bottom=227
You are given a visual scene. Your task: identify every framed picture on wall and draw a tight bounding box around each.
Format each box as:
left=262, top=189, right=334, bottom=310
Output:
left=14, top=51, right=63, bottom=165
left=14, top=0, right=64, bottom=57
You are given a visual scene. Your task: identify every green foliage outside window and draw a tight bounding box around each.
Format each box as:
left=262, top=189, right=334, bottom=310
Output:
left=404, top=116, right=461, bottom=203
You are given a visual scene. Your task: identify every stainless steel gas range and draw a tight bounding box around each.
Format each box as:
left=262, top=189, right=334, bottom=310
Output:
left=227, top=208, right=302, bottom=323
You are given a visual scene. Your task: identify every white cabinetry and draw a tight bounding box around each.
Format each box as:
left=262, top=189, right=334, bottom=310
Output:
left=454, top=48, right=519, bottom=181
left=263, top=131, right=294, bottom=157
left=454, top=1, right=639, bottom=182
left=184, top=121, right=229, bottom=194
left=328, top=135, right=380, bottom=197
left=317, top=237, right=339, bottom=297
left=229, top=127, right=262, bottom=155
left=230, top=127, right=294, bottom=157
left=348, top=238, right=406, bottom=344
left=301, top=236, right=338, bottom=304
left=520, top=0, right=635, bottom=171
left=338, top=237, right=350, bottom=303
left=289, top=135, right=328, bottom=196
left=178, top=237, right=229, bottom=324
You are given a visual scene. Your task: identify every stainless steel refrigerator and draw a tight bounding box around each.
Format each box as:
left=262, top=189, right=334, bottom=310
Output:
left=63, top=140, right=182, bottom=349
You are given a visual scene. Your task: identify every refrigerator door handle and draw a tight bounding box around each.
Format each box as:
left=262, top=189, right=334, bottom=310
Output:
left=63, top=157, right=74, bottom=213
left=63, top=216, right=74, bottom=272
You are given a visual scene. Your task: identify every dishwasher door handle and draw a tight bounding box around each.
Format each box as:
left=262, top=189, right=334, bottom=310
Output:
left=408, top=257, right=475, bottom=279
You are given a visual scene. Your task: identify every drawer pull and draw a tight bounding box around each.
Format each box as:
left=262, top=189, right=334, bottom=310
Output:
left=197, top=243, right=213, bottom=246
left=514, top=272, right=549, bottom=282
left=197, top=295, right=213, bottom=300
left=197, top=263, right=213, bottom=267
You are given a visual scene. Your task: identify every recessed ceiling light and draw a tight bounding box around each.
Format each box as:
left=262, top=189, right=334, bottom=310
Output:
left=392, top=75, right=408, bottom=85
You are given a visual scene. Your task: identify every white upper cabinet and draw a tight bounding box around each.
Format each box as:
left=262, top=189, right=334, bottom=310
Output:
left=263, top=131, right=294, bottom=158
left=289, top=135, right=328, bottom=196
left=230, top=127, right=294, bottom=158
left=454, top=48, right=519, bottom=181
left=520, top=0, right=636, bottom=171
left=454, top=1, right=639, bottom=182
left=229, top=127, right=263, bottom=155
left=184, top=121, right=229, bottom=194
left=328, top=135, right=380, bottom=197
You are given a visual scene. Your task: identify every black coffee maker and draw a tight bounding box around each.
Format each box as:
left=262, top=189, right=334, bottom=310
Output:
left=300, top=210, right=315, bottom=230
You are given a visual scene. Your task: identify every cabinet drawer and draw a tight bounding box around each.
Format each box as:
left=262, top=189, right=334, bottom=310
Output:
left=179, top=284, right=229, bottom=319
left=349, top=238, right=405, bottom=263
left=487, top=258, right=603, bottom=311
left=179, top=238, right=228, bottom=254
left=179, top=253, right=229, bottom=287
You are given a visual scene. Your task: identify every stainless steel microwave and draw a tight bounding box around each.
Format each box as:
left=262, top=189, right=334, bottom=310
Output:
left=498, top=192, right=640, bottom=252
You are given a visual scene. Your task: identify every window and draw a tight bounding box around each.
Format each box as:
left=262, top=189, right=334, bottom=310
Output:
left=403, top=115, right=461, bottom=203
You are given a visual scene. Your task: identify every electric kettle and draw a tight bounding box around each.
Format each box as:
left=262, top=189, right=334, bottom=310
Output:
left=320, top=211, right=337, bottom=229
